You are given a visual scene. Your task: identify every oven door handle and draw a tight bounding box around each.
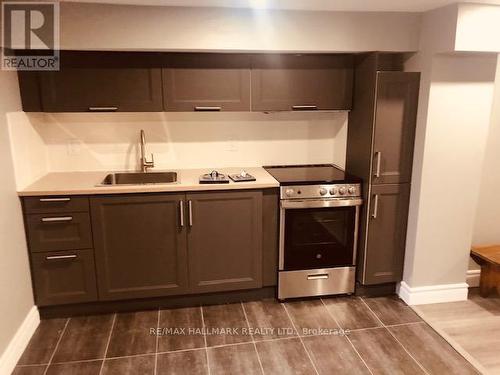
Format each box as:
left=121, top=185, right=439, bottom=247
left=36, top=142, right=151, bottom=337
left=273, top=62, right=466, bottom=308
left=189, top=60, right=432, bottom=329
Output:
left=281, top=198, right=363, bottom=209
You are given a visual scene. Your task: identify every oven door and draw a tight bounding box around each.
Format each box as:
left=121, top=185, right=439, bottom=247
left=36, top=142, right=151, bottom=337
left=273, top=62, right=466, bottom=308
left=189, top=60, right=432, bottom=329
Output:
left=279, top=199, right=361, bottom=271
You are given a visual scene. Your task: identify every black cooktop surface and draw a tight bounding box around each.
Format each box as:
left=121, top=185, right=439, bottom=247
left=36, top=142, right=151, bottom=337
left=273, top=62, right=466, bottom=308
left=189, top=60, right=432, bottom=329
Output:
left=264, top=164, right=362, bottom=185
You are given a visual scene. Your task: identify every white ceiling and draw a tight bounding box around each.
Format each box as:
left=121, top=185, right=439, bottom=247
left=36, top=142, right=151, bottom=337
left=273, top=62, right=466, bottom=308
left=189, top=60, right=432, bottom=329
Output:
left=60, top=0, right=500, bottom=12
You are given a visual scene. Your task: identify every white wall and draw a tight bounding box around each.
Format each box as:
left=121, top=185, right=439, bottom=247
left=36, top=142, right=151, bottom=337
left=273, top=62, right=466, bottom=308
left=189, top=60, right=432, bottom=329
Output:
left=455, top=4, right=500, bottom=52
left=401, top=4, right=500, bottom=300
left=58, top=3, right=421, bottom=52
left=403, top=54, right=497, bottom=289
left=0, top=71, right=35, bottom=365
left=8, top=111, right=348, bottom=188
left=403, top=5, right=460, bottom=289
left=7, top=113, right=49, bottom=190
left=473, top=56, right=500, bottom=245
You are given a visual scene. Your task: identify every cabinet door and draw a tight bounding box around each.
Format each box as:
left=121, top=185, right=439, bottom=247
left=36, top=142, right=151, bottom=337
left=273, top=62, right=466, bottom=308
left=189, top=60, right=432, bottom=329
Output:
left=32, top=249, right=98, bottom=306
left=251, top=54, right=353, bottom=111
left=91, top=194, right=188, bottom=300
left=39, top=68, right=163, bottom=112
left=186, top=190, right=263, bottom=293
left=163, top=54, right=250, bottom=112
left=363, top=184, right=410, bottom=285
left=372, top=72, right=420, bottom=184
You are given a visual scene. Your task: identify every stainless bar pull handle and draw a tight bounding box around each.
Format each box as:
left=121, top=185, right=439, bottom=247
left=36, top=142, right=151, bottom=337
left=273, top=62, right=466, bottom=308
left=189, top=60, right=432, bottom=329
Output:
left=188, top=200, right=193, bottom=227
left=46, top=254, right=77, bottom=260
left=179, top=200, right=184, bottom=228
left=307, top=273, right=329, bottom=280
left=88, top=106, right=118, bottom=112
left=371, top=195, right=379, bottom=219
left=41, top=216, right=73, bottom=223
left=374, top=151, right=382, bottom=178
left=39, top=197, right=71, bottom=202
left=292, top=105, right=318, bottom=111
left=194, top=106, right=221, bottom=111
left=281, top=198, right=363, bottom=210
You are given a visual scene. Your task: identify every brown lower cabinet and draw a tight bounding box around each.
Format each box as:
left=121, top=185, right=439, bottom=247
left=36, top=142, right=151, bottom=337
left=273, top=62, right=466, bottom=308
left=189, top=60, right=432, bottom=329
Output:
left=90, top=194, right=189, bottom=301
left=186, top=191, right=263, bottom=293
left=91, top=191, right=263, bottom=300
left=32, top=249, right=98, bottom=306
left=23, top=189, right=275, bottom=306
left=362, top=184, right=411, bottom=284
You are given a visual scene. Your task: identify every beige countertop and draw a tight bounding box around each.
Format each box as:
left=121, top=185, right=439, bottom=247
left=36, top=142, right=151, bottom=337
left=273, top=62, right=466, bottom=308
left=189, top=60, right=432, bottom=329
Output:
left=18, top=167, right=279, bottom=197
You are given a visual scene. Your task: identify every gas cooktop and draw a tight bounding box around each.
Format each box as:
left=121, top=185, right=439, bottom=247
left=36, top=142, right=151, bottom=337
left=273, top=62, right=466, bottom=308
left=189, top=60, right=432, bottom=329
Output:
left=264, top=164, right=362, bottom=186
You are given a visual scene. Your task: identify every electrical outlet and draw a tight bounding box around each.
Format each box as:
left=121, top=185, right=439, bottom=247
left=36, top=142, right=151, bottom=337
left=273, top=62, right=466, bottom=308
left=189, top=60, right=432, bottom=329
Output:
left=226, top=137, right=238, bottom=152
left=67, top=139, right=82, bottom=155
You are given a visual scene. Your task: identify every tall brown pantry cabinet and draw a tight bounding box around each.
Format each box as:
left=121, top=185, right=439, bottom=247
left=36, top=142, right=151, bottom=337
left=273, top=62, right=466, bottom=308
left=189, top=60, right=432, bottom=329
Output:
left=346, top=54, right=420, bottom=290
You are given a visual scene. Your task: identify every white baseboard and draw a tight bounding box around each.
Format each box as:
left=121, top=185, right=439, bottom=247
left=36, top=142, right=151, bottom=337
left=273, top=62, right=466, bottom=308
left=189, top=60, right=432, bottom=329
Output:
left=466, top=269, right=481, bottom=288
left=0, top=306, right=40, bottom=375
left=398, top=281, right=469, bottom=305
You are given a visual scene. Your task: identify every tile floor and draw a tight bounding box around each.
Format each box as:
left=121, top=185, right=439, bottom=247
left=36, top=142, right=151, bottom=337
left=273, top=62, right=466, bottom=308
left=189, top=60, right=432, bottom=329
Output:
left=13, top=295, right=478, bottom=375
left=415, top=289, right=500, bottom=374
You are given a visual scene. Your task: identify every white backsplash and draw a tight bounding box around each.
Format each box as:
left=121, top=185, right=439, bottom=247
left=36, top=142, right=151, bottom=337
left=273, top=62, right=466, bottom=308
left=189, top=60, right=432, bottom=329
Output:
left=8, top=111, right=348, bottom=189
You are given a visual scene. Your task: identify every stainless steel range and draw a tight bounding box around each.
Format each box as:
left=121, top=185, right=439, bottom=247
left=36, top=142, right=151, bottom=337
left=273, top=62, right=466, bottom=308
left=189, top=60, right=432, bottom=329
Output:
left=264, top=164, right=363, bottom=300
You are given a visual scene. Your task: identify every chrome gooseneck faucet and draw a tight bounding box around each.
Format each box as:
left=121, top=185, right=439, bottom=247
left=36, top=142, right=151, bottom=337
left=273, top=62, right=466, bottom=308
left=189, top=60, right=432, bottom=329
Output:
left=140, top=129, right=155, bottom=172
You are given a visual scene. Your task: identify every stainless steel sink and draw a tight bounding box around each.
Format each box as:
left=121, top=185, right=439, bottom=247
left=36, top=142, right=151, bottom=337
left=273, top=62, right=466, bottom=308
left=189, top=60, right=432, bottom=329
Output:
left=100, top=172, right=178, bottom=185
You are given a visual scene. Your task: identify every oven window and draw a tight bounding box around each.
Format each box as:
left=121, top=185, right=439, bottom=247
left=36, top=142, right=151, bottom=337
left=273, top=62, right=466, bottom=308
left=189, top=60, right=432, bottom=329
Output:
left=284, top=206, right=355, bottom=271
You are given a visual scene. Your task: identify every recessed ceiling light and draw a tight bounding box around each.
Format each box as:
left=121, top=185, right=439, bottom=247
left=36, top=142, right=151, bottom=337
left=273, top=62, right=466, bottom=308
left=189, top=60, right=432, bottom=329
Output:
left=249, top=0, right=268, bottom=9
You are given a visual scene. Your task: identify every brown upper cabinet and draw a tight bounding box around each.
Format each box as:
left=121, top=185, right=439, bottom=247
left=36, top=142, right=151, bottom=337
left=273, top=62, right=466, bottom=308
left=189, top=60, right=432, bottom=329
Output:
left=39, top=67, right=163, bottom=112
left=18, top=51, right=355, bottom=113
left=163, top=54, right=251, bottom=112
left=372, top=72, right=420, bottom=185
left=251, top=54, right=354, bottom=111
left=19, top=51, right=163, bottom=112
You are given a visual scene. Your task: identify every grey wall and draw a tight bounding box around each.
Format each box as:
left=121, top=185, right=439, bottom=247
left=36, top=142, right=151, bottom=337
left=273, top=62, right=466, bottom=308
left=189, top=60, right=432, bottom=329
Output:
left=0, top=69, right=34, bottom=357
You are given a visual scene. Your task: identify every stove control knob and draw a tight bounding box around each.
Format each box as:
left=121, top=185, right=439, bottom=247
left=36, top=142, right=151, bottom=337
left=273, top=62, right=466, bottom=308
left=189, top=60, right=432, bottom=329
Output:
left=319, top=188, right=328, bottom=196
left=339, top=187, right=347, bottom=195
left=348, top=186, right=356, bottom=195
left=329, top=187, right=338, bottom=195
left=285, top=189, right=294, bottom=197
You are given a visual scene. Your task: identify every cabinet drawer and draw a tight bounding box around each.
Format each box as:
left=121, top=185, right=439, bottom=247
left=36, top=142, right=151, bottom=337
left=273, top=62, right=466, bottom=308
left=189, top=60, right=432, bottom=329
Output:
left=26, top=212, right=93, bottom=252
left=32, top=249, right=98, bottom=306
left=278, top=267, right=355, bottom=300
left=23, top=196, right=89, bottom=214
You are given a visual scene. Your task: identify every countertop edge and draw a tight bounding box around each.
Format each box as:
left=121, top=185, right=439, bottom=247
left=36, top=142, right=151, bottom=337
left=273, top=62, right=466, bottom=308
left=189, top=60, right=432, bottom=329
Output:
left=18, top=182, right=280, bottom=197
left=17, top=168, right=280, bottom=197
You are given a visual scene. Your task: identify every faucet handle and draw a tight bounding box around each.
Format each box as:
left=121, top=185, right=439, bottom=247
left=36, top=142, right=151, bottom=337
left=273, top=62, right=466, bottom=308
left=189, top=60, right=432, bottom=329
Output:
left=146, top=153, right=155, bottom=168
